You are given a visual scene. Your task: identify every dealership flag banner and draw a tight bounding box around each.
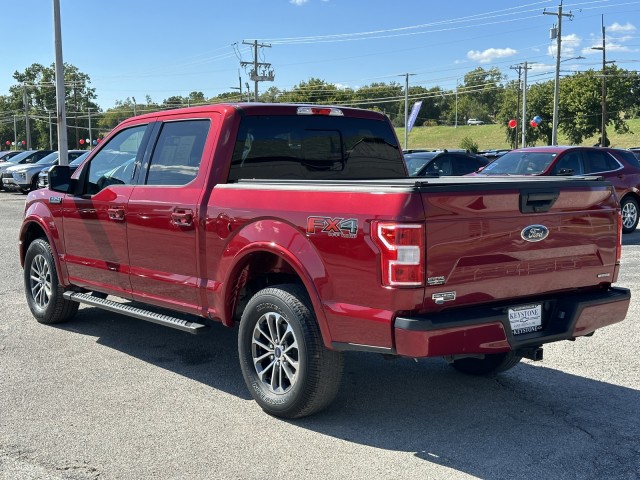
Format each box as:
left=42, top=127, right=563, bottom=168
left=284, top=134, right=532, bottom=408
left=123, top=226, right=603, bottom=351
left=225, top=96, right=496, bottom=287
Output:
left=407, top=101, right=423, bottom=132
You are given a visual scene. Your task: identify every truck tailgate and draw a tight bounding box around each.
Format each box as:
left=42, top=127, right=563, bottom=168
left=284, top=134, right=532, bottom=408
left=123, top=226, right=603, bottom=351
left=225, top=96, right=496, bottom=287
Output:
left=419, top=177, right=620, bottom=310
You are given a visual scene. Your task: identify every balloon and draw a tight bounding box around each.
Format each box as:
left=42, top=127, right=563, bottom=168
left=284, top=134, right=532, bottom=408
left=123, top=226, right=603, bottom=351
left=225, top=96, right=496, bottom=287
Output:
left=79, top=139, right=85, bottom=145
left=530, top=120, right=538, bottom=128
left=508, top=119, right=517, bottom=129
left=5, top=141, right=9, bottom=146
left=534, top=115, right=542, bottom=124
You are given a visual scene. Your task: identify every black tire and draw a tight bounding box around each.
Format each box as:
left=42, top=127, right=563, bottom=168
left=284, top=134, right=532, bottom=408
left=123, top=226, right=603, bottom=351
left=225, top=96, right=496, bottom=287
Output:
left=450, top=351, right=522, bottom=376
left=24, top=238, right=79, bottom=324
left=621, top=196, right=639, bottom=234
left=238, top=284, right=344, bottom=418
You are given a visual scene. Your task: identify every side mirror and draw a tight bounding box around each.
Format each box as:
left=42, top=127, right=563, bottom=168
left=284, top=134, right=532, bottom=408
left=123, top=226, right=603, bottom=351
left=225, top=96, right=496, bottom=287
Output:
left=48, top=165, right=76, bottom=194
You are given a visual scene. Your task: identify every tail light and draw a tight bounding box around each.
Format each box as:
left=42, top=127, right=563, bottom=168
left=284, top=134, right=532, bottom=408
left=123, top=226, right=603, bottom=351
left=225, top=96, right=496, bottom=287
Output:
left=616, top=209, right=622, bottom=263
left=297, top=106, right=343, bottom=116
left=372, top=222, right=425, bottom=286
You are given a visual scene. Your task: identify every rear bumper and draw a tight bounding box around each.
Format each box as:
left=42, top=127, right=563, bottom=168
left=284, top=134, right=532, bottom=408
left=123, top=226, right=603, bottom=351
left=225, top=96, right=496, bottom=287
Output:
left=394, top=287, right=630, bottom=358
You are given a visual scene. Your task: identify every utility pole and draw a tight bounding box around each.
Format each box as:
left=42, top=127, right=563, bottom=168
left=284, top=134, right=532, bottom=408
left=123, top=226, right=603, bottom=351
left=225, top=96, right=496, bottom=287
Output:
left=23, top=83, right=31, bottom=149
left=510, top=64, right=524, bottom=148
left=241, top=40, right=274, bottom=102
left=53, top=0, right=68, bottom=164
left=592, top=15, right=608, bottom=146
left=521, top=62, right=529, bottom=148
left=230, top=70, right=243, bottom=102
left=455, top=78, right=459, bottom=128
left=13, top=115, right=17, bottom=150
left=48, top=111, right=53, bottom=150
left=544, top=1, right=573, bottom=145
left=88, top=107, right=92, bottom=149
left=132, top=97, right=137, bottom=116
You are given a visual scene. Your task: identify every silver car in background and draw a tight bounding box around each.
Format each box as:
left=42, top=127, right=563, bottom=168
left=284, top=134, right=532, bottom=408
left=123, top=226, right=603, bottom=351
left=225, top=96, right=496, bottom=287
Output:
left=38, top=151, right=90, bottom=188
left=4, top=150, right=85, bottom=193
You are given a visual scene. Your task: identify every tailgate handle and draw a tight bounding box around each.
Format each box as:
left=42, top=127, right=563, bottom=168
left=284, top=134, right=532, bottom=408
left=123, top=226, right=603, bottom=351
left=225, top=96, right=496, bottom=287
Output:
left=520, top=190, right=559, bottom=213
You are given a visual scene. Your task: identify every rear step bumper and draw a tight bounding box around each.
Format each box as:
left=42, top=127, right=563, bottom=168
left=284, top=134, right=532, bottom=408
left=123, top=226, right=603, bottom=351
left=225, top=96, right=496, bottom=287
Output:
left=63, top=292, right=209, bottom=335
left=393, top=287, right=630, bottom=358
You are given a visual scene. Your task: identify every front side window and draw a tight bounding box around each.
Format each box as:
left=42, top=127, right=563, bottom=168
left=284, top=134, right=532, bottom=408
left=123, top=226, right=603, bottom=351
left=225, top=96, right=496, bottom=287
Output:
left=86, top=125, right=147, bottom=194
left=145, top=120, right=209, bottom=186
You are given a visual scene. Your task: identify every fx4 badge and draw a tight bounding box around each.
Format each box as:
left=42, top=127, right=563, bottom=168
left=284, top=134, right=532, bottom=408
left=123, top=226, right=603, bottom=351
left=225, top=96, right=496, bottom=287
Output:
left=307, top=216, right=358, bottom=239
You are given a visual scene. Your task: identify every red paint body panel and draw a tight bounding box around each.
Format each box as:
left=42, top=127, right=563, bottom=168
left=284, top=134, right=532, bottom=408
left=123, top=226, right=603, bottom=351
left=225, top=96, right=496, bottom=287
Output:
left=20, top=104, right=630, bottom=360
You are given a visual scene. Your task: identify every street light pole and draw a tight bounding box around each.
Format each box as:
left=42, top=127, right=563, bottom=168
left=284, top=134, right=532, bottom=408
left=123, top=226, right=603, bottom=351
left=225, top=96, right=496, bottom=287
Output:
left=400, top=73, right=415, bottom=150
left=52, top=0, right=68, bottom=165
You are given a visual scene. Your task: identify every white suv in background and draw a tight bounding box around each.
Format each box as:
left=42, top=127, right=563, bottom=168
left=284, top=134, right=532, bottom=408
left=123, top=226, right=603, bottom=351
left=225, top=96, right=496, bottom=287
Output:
left=467, top=118, right=484, bottom=125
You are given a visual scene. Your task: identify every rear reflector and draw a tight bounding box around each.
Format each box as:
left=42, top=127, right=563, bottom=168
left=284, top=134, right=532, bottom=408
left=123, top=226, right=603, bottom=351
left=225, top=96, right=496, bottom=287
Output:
left=297, top=107, right=344, bottom=116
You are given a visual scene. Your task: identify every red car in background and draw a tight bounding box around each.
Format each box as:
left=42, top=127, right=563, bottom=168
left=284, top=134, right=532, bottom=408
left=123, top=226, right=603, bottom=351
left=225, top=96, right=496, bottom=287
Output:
left=475, top=146, right=640, bottom=233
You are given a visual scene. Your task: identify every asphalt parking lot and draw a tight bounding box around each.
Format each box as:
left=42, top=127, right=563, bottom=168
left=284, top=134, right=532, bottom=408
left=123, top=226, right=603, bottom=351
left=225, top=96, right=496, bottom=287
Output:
left=1, top=191, right=639, bottom=480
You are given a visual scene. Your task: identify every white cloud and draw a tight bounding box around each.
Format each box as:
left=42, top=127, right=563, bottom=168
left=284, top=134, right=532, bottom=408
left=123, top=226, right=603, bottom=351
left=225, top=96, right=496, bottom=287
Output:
left=467, top=47, right=517, bottom=63
left=290, top=0, right=308, bottom=5
left=548, top=33, right=581, bottom=57
left=608, top=22, right=636, bottom=33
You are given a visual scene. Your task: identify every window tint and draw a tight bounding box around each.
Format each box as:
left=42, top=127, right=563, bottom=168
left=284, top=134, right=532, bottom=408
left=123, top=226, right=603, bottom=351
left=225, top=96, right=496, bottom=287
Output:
left=480, top=151, right=556, bottom=175
left=146, top=120, right=209, bottom=186
left=228, top=115, right=405, bottom=181
left=404, top=152, right=438, bottom=176
left=86, top=125, right=147, bottom=194
left=616, top=150, right=640, bottom=168
left=583, top=151, right=620, bottom=173
left=552, top=151, right=583, bottom=175
left=454, top=155, right=487, bottom=175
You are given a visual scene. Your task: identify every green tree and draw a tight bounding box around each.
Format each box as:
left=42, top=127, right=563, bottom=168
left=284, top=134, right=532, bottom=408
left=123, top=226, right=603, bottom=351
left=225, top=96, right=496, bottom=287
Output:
left=457, top=67, right=505, bottom=123
left=4, top=63, right=100, bottom=149
left=560, top=66, right=640, bottom=144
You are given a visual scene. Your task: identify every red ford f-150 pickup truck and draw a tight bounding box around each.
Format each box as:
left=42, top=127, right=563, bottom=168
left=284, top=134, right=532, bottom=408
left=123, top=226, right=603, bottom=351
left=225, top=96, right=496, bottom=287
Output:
left=20, top=103, right=630, bottom=418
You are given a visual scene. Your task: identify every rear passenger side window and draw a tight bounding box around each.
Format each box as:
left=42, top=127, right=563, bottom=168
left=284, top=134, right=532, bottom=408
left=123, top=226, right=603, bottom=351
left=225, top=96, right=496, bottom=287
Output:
left=146, top=120, right=209, bottom=186
left=583, top=151, right=620, bottom=173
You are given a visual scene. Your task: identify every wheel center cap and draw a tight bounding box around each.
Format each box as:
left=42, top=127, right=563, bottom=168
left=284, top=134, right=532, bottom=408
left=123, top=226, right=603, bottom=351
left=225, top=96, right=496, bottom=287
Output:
left=274, top=347, right=282, bottom=358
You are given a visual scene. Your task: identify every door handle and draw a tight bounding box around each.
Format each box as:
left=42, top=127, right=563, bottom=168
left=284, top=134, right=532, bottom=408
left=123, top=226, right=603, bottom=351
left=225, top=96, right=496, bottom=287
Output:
left=172, top=208, right=194, bottom=227
left=107, top=207, right=125, bottom=221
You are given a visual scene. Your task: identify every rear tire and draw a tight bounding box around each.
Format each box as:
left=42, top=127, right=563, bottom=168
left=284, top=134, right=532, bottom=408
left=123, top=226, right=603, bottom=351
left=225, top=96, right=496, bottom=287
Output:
left=621, top=196, right=639, bottom=233
left=24, top=238, right=78, bottom=324
left=238, top=284, right=344, bottom=418
left=450, top=351, right=522, bottom=376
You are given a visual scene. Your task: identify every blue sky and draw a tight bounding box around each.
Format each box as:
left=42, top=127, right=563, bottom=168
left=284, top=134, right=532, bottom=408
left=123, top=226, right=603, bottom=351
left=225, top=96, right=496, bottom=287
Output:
left=1, top=0, right=638, bottom=110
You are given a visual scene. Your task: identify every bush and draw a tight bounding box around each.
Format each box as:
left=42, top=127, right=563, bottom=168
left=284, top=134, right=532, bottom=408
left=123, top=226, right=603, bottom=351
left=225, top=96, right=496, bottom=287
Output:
left=460, top=137, right=479, bottom=153
left=422, top=119, right=439, bottom=127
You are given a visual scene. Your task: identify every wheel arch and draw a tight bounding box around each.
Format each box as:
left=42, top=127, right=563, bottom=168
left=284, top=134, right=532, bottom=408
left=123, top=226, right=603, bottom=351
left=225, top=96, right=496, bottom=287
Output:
left=20, top=209, right=67, bottom=286
left=220, top=221, right=333, bottom=348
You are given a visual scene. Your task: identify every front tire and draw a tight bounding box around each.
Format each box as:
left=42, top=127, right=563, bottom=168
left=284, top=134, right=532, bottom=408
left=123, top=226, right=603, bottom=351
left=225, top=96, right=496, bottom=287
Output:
left=24, top=238, right=78, bottom=324
left=621, top=196, right=639, bottom=233
left=449, top=351, right=522, bottom=376
left=238, top=284, right=344, bottom=418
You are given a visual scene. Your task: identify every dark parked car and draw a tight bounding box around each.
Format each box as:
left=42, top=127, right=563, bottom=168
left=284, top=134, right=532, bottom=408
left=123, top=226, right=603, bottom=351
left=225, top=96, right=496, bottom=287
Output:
left=474, top=146, right=640, bottom=233
left=404, top=150, right=489, bottom=176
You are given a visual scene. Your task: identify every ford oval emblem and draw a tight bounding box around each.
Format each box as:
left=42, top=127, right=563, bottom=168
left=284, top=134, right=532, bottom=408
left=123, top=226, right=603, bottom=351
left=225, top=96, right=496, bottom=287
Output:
left=521, top=225, right=549, bottom=242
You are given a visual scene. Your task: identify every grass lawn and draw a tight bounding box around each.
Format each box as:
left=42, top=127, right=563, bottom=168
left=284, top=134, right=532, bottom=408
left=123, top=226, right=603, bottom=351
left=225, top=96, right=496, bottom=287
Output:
left=396, top=118, right=640, bottom=151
